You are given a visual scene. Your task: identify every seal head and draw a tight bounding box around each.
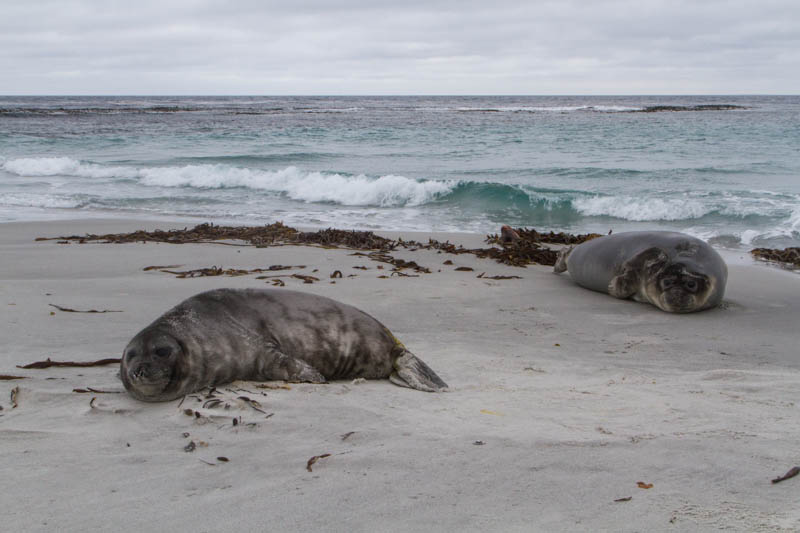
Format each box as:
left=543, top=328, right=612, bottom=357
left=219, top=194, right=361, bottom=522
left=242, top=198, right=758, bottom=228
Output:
left=637, top=254, right=719, bottom=313
left=121, top=329, right=187, bottom=402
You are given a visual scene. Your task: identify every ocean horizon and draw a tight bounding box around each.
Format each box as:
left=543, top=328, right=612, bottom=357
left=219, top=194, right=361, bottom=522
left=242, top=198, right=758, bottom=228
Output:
left=1, top=94, right=798, bottom=249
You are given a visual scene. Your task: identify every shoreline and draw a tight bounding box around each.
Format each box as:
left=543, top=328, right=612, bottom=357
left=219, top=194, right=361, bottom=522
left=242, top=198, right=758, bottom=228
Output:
left=2, top=218, right=800, bottom=531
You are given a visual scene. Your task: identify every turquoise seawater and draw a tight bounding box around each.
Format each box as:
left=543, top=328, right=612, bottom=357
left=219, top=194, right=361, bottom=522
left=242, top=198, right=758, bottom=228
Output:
left=1, top=95, right=798, bottom=248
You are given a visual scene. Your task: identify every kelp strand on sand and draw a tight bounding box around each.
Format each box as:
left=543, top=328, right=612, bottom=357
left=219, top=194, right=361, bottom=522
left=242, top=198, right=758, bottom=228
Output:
left=751, top=247, right=800, bottom=269
left=772, top=466, right=800, bottom=484
left=306, top=453, right=331, bottom=472
left=49, top=304, right=122, bottom=313
left=37, top=222, right=602, bottom=269
left=151, top=264, right=306, bottom=279
left=36, top=222, right=392, bottom=249
left=18, top=357, right=121, bottom=369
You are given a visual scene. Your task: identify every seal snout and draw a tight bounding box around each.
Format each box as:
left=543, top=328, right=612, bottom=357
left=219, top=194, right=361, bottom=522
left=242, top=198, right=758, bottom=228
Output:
left=121, top=331, right=182, bottom=400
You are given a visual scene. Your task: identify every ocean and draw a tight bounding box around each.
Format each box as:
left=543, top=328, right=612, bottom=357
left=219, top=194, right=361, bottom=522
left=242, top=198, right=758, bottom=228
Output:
left=1, top=95, right=798, bottom=249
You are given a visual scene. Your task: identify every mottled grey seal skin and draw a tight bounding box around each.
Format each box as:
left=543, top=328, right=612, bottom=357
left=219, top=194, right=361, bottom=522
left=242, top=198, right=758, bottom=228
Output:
left=121, top=288, right=448, bottom=402
left=554, top=231, right=727, bottom=313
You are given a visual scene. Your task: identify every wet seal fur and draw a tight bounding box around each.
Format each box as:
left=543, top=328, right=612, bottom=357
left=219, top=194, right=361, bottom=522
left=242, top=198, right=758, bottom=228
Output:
left=554, top=231, right=727, bottom=313
left=122, top=288, right=447, bottom=402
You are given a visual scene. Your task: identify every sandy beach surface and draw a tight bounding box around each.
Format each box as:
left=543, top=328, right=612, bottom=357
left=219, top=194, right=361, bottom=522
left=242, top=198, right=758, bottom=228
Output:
left=2, top=219, right=799, bottom=532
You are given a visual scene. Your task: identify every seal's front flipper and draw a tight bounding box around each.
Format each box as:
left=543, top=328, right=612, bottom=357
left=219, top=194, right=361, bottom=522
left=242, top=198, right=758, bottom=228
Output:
left=266, top=351, right=327, bottom=383
left=553, top=246, right=574, bottom=274
left=608, top=267, right=639, bottom=299
left=390, top=351, right=448, bottom=392
left=608, top=247, right=667, bottom=299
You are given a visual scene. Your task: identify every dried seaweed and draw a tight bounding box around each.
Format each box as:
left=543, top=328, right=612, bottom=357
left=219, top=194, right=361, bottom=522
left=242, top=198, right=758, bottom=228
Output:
left=40, top=222, right=395, bottom=250
left=636, top=482, right=653, bottom=489
left=772, top=466, right=800, bottom=484
left=751, top=247, right=800, bottom=269
left=366, top=251, right=430, bottom=273
left=614, top=497, right=632, bottom=502
left=0, top=375, right=26, bottom=380
left=18, top=357, right=121, bottom=369
left=150, top=264, right=307, bottom=278
left=476, top=272, right=522, bottom=280
left=37, top=221, right=604, bottom=271
left=49, top=304, right=122, bottom=313
left=11, top=386, right=19, bottom=408
left=292, top=228, right=395, bottom=250
left=292, top=274, right=320, bottom=284
left=237, top=396, right=267, bottom=414
left=306, top=453, right=331, bottom=472
left=341, top=431, right=356, bottom=441
left=487, top=227, right=602, bottom=246
left=142, top=264, right=183, bottom=271
left=73, top=388, right=121, bottom=394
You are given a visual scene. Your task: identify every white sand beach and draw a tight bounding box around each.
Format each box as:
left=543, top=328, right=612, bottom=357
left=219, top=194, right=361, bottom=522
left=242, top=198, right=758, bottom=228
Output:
left=2, top=219, right=800, bottom=532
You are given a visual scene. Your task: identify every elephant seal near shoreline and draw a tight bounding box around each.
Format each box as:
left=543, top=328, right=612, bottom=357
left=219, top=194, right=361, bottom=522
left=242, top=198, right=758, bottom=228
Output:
left=121, top=288, right=448, bottom=402
left=554, top=231, right=727, bottom=313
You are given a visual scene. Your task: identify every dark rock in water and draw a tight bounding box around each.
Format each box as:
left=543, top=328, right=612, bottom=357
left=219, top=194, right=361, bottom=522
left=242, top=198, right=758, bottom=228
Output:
left=636, top=104, right=747, bottom=113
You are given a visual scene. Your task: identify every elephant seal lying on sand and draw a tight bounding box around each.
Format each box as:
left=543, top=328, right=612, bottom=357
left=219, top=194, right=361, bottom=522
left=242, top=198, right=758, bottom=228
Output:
left=554, top=231, right=727, bottom=313
left=122, top=288, right=448, bottom=401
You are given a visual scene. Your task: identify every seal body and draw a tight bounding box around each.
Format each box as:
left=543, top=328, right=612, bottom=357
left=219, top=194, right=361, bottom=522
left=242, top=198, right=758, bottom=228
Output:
left=121, top=288, right=447, bottom=402
left=554, top=231, right=727, bottom=313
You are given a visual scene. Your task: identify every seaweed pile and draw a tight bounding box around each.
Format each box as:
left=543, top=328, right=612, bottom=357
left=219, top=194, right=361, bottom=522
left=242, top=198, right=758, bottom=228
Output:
left=37, top=222, right=599, bottom=269
left=751, top=247, right=800, bottom=269
left=37, top=222, right=398, bottom=251
left=486, top=227, right=601, bottom=246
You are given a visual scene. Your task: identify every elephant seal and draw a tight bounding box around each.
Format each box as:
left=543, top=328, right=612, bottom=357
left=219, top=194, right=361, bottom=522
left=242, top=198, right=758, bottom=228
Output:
left=121, top=288, right=448, bottom=402
left=553, top=231, right=727, bottom=313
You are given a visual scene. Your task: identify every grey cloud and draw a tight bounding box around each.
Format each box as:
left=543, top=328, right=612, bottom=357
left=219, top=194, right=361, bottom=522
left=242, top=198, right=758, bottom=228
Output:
left=0, top=0, right=797, bottom=94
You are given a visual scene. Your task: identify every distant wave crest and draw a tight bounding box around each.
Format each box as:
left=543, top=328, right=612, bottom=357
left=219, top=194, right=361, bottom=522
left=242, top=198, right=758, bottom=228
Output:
left=1, top=157, right=137, bottom=179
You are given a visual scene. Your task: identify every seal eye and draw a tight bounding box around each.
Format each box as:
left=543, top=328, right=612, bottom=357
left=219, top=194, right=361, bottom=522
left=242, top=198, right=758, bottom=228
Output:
left=660, top=277, right=676, bottom=290
left=684, top=279, right=698, bottom=292
left=126, top=349, right=137, bottom=359
left=155, top=346, right=172, bottom=358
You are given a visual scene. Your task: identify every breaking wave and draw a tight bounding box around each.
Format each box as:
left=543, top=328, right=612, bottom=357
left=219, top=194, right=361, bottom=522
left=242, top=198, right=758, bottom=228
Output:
left=1, top=157, right=797, bottom=245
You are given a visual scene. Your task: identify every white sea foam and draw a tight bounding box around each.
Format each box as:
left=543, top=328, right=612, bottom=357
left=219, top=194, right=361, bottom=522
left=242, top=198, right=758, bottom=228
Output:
left=139, top=165, right=456, bottom=207
left=573, top=195, right=711, bottom=221
left=0, top=193, right=87, bottom=209
left=1, top=157, right=137, bottom=179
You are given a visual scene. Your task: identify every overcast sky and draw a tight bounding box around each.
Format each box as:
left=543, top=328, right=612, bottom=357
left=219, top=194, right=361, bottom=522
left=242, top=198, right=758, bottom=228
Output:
left=1, top=0, right=798, bottom=95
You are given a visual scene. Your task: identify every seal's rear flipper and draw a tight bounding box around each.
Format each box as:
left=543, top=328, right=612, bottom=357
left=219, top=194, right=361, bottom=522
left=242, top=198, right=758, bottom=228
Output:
left=390, top=351, right=448, bottom=392
left=553, top=246, right=574, bottom=274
